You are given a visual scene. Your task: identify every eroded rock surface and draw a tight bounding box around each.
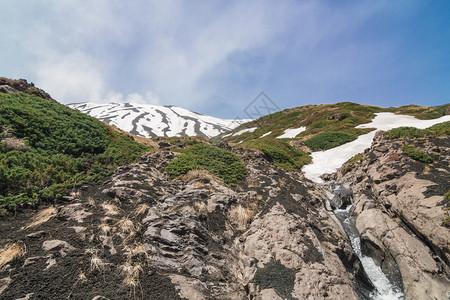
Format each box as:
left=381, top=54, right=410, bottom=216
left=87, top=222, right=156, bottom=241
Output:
left=0, top=148, right=367, bottom=299
left=338, top=132, right=450, bottom=299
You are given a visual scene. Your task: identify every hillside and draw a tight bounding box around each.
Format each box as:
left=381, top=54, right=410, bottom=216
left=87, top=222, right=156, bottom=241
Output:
left=0, top=79, right=449, bottom=299
left=68, top=102, right=250, bottom=139
left=0, top=93, right=151, bottom=210
left=1, top=121, right=448, bottom=299
left=212, top=102, right=449, bottom=174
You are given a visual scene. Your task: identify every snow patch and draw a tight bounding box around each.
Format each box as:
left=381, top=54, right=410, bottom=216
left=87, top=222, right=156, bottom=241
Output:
left=303, top=112, right=450, bottom=183
left=260, top=131, right=272, bottom=138
left=276, top=127, right=306, bottom=139
left=232, top=127, right=257, bottom=136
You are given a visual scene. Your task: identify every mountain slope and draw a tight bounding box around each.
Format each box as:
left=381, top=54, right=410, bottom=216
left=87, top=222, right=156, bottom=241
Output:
left=213, top=102, right=449, bottom=176
left=69, top=102, right=250, bottom=138
left=0, top=93, right=151, bottom=209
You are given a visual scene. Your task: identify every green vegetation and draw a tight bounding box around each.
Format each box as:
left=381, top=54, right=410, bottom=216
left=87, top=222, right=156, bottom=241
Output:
left=0, top=93, right=150, bottom=209
left=241, top=139, right=311, bottom=171
left=402, top=145, right=433, bottom=163
left=389, top=104, right=449, bottom=120
left=165, top=143, right=246, bottom=184
left=213, top=102, right=448, bottom=170
left=341, top=153, right=364, bottom=175
left=385, top=122, right=450, bottom=139
left=304, top=131, right=357, bottom=151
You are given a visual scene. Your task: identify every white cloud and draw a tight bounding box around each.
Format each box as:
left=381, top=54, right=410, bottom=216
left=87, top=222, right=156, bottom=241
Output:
left=1, top=0, right=432, bottom=115
left=35, top=50, right=106, bottom=103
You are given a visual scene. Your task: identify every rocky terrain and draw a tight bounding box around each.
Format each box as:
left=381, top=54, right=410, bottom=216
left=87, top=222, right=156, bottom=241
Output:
left=1, top=141, right=380, bottom=300
left=0, top=77, right=55, bottom=103
left=335, top=132, right=450, bottom=300
left=1, top=77, right=449, bottom=299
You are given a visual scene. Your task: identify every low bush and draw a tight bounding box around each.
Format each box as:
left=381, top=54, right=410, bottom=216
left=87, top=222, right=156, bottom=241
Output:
left=0, top=93, right=150, bottom=209
left=304, top=131, right=357, bottom=151
left=341, top=153, right=364, bottom=175
left=385, top=127, right=431, bottom=139
left=165, top=143, right=247, bottom=184
left=242, top=139, right=311, bottom=171
left=384, top=122, right=450, bottom=139
left=402, top=145, right=433, bottom=163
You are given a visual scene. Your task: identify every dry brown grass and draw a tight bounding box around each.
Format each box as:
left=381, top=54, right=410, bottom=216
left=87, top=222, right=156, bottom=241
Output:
left=181, top=169, right=221, bottom=184
left=0, top=242, right=26, bottom=268
left=279, top=178, right=287, bottom=187
left=98, top=223, right=113, bottom=235
left=120, top=262, right=143, bottom=287
left=78, top=271, right=88, bottom=283
left=70, top=190, right=81, bottom=198
left=246, top=178, right=261, bottom=188
left=229, top=204, right=256, bottom=229
left=109, top=124, right=158, bottom=148
left=134, top=204, right=149, bottom=216
left=22, top=206, right=56, bottom=230
left=193, top=201, right=208, bottom=214
left=101, top=202, right=120, bottom=216
left=87, top=197, right=96, bottom=207
left=125, top=244, right=148, bottom=259
left=89, top=254, right=105, bottom=273
left=116, top=217, right=137, bottom=234
left=192, top=181, right=205, bottom=188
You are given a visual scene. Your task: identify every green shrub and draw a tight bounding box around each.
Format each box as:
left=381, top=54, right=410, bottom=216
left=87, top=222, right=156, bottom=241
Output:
left=341, top=153, right=364, bottom=175
left=242, top=139, right=311, bottom=171
left=385, top=127, right=430, bottom=139
left=402, top=145, right=433, bottom=163
left=428, top=121, right=450, bottom=136
left=0, top=93, right=150, bottom=209
left=165, top=143, right=246, bottom=184
left=384, top=122, right=450, bottom=139
left=304, top=131, right=357, bottom=151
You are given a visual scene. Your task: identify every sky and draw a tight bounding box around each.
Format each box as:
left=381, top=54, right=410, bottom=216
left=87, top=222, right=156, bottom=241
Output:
left=1, top=0, right=449, bottom=119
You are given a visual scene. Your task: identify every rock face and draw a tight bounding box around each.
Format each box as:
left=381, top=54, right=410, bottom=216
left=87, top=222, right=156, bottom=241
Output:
left=0, top=77, right=55, bottom=102
left=0, top=147, right=369, bottom=299
left=337, top=132, right=450, bottom=300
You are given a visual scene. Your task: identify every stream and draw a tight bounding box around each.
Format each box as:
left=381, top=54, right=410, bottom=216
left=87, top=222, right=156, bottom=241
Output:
left=330, top=184, right=404, bottom=300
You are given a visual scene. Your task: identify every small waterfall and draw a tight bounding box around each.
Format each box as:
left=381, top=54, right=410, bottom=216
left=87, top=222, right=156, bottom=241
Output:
left=330, top=184, right=404, bottom=300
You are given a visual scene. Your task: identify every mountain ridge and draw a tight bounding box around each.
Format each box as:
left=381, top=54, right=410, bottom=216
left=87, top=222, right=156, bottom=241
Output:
left=68, top=101, right=250, bottom=139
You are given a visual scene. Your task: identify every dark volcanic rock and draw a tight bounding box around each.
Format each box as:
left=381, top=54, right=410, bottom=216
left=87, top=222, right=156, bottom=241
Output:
left=0, top=77, right=56, bottom=102
left=0, top=149, right=367, bottom=299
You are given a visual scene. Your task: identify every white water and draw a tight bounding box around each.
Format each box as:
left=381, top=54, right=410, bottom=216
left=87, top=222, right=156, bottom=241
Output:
left=334, top=205, right=404, bottom=300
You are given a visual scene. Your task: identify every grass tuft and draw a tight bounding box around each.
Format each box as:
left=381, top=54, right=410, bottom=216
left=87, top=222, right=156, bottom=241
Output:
left=89, top=254, right=105, bottom=273
left=120, top=262, right=143, bottom=287
left=23, top=206, right=56, bottom=230
left=229, top=204, right=256, bottom=229
left=0, top=242, right=26, bottom=268
left=101, top=202, right=120, bottom=216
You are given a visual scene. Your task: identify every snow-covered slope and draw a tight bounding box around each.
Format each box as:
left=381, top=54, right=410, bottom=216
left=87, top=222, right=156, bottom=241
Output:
left=68, top=102, right=250, bottom=138
left=302, top=112, right=450, bottom=183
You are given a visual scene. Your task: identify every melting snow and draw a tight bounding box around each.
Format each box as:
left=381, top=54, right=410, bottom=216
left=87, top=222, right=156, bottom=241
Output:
left=260, top=131, right=272, bottom=138
left=303, top=112, right=450, bottom=183
left=232, top=127, right=257, bottom=136
left=276, top=127, right=306, bottom=139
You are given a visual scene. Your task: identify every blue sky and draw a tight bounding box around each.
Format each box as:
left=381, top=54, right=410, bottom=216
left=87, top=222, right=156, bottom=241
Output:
left=1, top=1, right=449, bottom=118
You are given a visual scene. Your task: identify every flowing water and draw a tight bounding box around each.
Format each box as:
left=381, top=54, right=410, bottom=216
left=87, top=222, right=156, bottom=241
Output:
left=331, top=185, right=404, bottom=300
